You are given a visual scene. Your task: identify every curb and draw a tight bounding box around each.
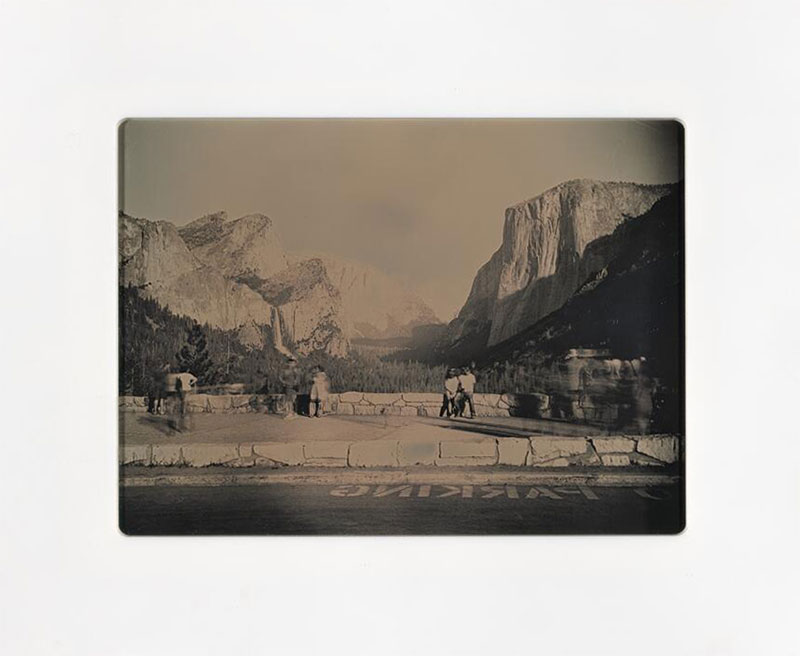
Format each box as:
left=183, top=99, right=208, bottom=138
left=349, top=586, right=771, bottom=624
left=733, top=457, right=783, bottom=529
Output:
left=120, top=435, right=682, bottom=469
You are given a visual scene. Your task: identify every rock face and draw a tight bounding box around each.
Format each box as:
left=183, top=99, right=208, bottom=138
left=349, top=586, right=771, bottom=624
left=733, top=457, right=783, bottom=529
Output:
left=256, top=259, right=350, bottom=356
left=178, top=211, right=288, bottom=281
left=451, top=180, right=673, bottom=347
left=118, top=214, right=273, bottom=342
left=122, top=209, right=439, bottom=356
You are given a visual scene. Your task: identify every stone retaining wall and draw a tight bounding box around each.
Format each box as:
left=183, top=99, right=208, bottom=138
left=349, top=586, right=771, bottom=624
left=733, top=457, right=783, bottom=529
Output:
left=119, top=390, right=654, bottom=430
left=120, top=434, right=681, bottom=469
left=119, top=391, right=551, bottom=419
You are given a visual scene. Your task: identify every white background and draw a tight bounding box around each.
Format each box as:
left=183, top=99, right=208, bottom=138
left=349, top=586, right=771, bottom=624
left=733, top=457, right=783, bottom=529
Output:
left=1, top=1, right=799, bottom=654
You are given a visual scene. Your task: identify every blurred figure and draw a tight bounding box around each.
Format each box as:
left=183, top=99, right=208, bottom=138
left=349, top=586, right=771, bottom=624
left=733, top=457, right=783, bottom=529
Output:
left=457, top=365, right=477, bottom=419
left=174, top=370, right=197, bottom=431
left=439, top=368, right=460, bottom=418
left=280, top=356, right=301, bottom=420
left=631, top=356, right=653, bottom=434
left=147, top=363, right=170, bottom=415
left=310, top=365, right=330, bottom=418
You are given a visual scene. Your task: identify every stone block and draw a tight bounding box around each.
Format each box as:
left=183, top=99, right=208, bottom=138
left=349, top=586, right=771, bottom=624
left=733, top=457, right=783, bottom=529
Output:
left=348, top=441, right=399, bottom=467
left=575, top=447, right=602, bottom=466
left=363, top=393, right=401, bottom=406
left=437, top=456, right=498, bottom=466
left=497, top=438, right=530, bottom=466
left=628, top=452, right=665, bottom=467
left=529, top=437, right=588, bottom=465
left=339, top=391, right=364, bottom=403
left=600, top=453, right=631, bottom=467
left=402, top=393, right=441, bottom=404
left=437, top=439, right=498, bottom=466
left=391, top=398, right=407, bottom=406
left=397, top=441, right=438, bottom=466
left=181, top=444, right=240, bottom=466
left=637, top=436, right=679, bottom=463
left=478, top=394, right=502, bottom=407
left=151, top=445, right=183, bottom=466
left=252, top=442, right=305, bottom=466
left=187, top=394, right=210, bottom=413
left=119, top=396, right=147, bottom=408
left=206, top=395, right=231, bottom=412
left=440, top=439, right=497, bottom=459
left=247, top=395, right=267, bottom=412
left=304, top=441, right=350, bottom=465
left=531, top=457, right=571, bottom=467
left=119, top=444, right=151, bottom=465
left=474, top=404, right=495, bottom=417
left=304, top=441, right=350, bottom=459
left=379, top=406, right=403, bottom=416
left=336, top=402, right=354, bottom=415
left=498, top=393, right=516, bottom=409
left=230, top=395, right=253, bottom=409
left=400, top=406, right=419, bottom=417
left=353, top=404, right=377, bottom=416
left=592, top=437, right=635, bottom=453
left=304, top=458, right=349, bottom=467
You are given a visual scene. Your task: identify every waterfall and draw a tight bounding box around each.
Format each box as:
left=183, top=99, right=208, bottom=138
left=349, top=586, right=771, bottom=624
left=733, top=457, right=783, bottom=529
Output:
left=270, top=306, right=293, bottom=357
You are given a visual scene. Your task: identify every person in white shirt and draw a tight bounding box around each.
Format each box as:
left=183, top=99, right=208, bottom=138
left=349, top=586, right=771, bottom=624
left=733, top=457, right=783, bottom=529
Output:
left=309, top=366, right=330, bottom=418
left=457, top=366, right=477, bottom=419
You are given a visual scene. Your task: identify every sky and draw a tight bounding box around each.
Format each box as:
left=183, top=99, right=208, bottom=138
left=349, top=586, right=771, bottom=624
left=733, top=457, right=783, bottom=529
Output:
left=120, top=119, right=683, bottom=321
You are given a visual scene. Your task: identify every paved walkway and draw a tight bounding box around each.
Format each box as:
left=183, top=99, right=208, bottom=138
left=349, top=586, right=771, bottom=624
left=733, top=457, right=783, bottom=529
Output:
left=120, top=410, right=604, bottom=446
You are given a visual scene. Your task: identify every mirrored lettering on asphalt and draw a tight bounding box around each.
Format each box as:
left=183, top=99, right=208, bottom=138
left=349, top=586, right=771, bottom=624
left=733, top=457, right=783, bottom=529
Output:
left=326, top=484, right=665, bottom=500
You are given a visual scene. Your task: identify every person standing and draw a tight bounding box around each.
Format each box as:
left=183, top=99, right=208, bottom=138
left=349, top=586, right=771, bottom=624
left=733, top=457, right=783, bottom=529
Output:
left=310, top=365, right=330, bottom=418
left=457, top=365, right=477, bottom=419
left=280, top=356, right=301, bottom=420
left=439, top=368, right=460, bottom=418
left=174, top=370, right=197, bottom=431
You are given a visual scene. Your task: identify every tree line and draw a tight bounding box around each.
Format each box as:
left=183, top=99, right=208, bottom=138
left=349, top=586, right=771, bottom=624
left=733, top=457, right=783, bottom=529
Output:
left=119, top=286, right=464, bottom=395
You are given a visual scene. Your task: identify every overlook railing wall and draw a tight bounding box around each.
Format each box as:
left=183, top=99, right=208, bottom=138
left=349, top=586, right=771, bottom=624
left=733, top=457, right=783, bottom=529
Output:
left=119, top=387, right=655, bottom=432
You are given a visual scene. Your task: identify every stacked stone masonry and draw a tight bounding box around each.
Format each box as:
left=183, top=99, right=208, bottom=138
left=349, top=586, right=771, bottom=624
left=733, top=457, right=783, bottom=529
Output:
left=120, top=435, right=681, bottom=469
left=119, top=391, right=550, bottom=418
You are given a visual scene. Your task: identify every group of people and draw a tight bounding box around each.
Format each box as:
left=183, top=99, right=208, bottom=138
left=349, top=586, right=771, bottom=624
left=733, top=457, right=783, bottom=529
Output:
left=440, top=364, right=477, bottom=419
left=279, top=356, right=330, bottom=420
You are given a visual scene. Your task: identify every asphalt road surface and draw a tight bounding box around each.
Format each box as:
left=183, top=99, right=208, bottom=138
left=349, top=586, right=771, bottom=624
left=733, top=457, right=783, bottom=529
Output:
left=120, top=480, right=684, bottom=535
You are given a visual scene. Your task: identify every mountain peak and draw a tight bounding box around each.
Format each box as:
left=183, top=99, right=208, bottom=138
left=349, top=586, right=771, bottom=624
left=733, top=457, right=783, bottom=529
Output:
left=453, top=179, right=675, bottom=347
left=179, top=210, right=288, bottom=281
left=178, top=211, right=228, bottom=248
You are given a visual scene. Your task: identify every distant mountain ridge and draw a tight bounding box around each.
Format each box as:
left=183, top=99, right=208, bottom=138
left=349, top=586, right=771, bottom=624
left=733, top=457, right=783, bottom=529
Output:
left=291, top=252, right=440, bottom=339
left=119, top=209, right=441, bottom=356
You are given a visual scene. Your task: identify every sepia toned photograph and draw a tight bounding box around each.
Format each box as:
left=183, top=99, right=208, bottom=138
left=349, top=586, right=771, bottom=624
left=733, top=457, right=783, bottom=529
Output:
left=118, top=118, right=685, bottom=534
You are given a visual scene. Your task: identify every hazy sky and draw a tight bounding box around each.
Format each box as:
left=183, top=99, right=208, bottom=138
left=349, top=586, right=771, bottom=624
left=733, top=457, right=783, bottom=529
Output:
left=120, top=119, right=683, bottom=320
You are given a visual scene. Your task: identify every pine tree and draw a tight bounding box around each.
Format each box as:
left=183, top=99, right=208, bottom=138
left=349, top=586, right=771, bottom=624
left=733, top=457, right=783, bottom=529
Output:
left=176, top=324, right=217, bottom=385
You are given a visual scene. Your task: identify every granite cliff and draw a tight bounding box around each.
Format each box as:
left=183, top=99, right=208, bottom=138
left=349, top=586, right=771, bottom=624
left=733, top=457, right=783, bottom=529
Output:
left=118, top=213, right=273, bottom=346
left=178, top=211, right=288, bottom=281
left=449, top=180, right=674, bottom=349
left=119, top=209, right=440, bottom=357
